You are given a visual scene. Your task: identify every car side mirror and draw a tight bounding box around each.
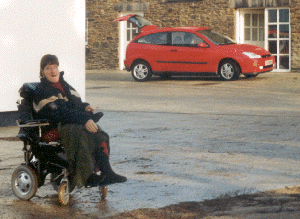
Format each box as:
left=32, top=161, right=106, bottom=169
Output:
left=198, top=43, right=208, bottom=48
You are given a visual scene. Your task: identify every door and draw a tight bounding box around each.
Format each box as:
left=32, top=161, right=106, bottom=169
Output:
left=265, top=8, right=290, bottom=71
left=237, top=9, right=265, bottom=48
left=133, top=31, right=172, bottom=71
left=118, top=12, right=143, bottom=70
left=244, top=11, right=265, bottom=48
left=168, top=31, right=210, bottom=72
left=237, top=8, right=290, bottom=72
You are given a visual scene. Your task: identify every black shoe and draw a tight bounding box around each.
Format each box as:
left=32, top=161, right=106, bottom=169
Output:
left=98, top=172, right=127, bottom=186
left=84, top=173, right=105, bottom=188
left=92, top=112, right=104, bottom=123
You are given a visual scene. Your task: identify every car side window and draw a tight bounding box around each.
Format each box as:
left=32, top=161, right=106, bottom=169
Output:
left=135, top=32, right=168, bottom=45
left=172, top=32, right=204, bottom=47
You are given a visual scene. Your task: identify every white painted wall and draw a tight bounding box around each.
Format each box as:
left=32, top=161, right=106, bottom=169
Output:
left=0, top=0, right=85, bottom=112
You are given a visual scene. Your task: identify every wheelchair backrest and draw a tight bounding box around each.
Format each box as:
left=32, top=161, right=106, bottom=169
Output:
left=18, top=82, right=40, bottom=123
left=17, top=83, right=42, bottom=141
left=19, top=82, right=40, bottom=97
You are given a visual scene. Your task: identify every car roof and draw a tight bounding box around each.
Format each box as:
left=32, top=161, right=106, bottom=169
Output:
left=143, top=26, right=210, bottom=34
left=166, top=27, right=209, bottom=31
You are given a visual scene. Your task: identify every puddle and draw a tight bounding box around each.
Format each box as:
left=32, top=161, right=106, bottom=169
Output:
left=86, top=86, right=111, bottom=89
left=0, top=137, right=20, bottom=141
left=193, top=83, right=219, bottom=86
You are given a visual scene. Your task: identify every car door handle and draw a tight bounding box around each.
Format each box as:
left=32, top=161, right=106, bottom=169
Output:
left=170, top=49, right=177, bottom=52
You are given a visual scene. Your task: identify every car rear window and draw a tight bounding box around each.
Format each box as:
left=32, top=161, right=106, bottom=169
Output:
left=135, top=32, right=168, bottom=45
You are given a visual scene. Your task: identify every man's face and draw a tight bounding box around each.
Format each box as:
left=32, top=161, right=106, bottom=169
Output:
left=43, top=64, right=60, bottom=83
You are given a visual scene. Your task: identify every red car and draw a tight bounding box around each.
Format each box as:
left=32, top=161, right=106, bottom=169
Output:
left=115, top=15, right=275, bottom=82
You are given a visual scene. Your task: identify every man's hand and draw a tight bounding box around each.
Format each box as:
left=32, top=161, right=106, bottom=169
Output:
left=85, top=119, right=98, bottom=133
left=85, top=105, right=96, bottom=112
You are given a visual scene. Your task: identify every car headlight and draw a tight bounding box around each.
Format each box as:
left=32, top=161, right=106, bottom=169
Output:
left=243, top=52, right=261, bottom=58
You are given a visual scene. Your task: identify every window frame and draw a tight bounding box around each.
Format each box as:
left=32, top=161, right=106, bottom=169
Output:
left=171, top=31, right=206, bottom=47
left=134, top=32, right=171, bottom=46
left=265, top=8, right=290, bottom=72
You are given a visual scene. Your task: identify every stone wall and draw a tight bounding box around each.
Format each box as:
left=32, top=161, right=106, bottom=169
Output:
left=231, top=0, right=293, bottom=8
left=86, top=0, right=120, bottom=70
left=86, top=0, right=300, bottom=71
left=86, top=0, right=235, bottom=70
left=290, top=0, right=300, bottom=71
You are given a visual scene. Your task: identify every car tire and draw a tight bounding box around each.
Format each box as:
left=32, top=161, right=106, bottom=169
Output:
left=218, top=60, right=240, bottom=81
left=244, top=73, right=259, bottom=78
left=131, top=61, right=152, bottom=82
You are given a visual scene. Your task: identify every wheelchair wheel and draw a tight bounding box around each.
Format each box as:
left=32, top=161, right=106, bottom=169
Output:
left=50, top=172, right=63, bottom=192
left=99, top=186, right=107, bottom=200
left=11, top=165, right=38, bottom=201
left=58, top=182, right=69, bottom=206
left=50, top=172, right=75, bottom=193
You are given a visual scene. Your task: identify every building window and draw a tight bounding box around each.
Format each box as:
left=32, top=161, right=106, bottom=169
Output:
left=127, top=21, right=139, bottom=43
left=242, top=10, right=265, bottom=49
left=244, top=13, right=264, bottom=42
left=266, top=8, right=290, bottom=71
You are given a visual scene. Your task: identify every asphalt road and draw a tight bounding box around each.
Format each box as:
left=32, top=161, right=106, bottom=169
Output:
left=1, top=71, right=299, bottom=218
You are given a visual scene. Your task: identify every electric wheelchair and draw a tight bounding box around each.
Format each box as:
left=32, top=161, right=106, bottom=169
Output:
left=11, top=82, right=107, bottom=205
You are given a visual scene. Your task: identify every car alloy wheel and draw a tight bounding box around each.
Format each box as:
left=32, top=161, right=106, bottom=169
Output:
left=131, top=61, right=152, bottom=82
left=219, top=60, right=240, bottom=81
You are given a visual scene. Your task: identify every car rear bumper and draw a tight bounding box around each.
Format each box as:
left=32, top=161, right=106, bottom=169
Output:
left=124, top=58, right=131, bottom=71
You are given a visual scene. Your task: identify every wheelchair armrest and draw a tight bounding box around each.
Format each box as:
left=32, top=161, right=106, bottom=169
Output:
left=17, top=133, right=28, bottom=141
left=17, top=119, right=50, bottom=127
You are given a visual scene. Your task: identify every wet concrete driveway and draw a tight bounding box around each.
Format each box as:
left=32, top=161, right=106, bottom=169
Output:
left=1, top=71, right=300, bottom=218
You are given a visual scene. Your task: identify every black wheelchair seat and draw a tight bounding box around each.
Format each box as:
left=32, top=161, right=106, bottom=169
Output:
left=12, top=82, right=71, bottom=204
left=12, top=82, right=108, bottom=205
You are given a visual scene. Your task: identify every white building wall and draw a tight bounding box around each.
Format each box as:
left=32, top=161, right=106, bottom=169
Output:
left=0, top=0, right=85, bottom=112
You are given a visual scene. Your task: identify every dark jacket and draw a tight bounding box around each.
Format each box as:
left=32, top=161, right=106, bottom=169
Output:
left=32, top=72, right=109, bottom=188
left=33, top=72, right=92, bottom=130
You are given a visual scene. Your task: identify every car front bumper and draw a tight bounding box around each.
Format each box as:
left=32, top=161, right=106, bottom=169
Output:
left=240, top=56, right=275, bottom=74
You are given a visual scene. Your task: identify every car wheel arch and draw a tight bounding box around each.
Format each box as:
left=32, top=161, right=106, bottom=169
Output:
left=131, top=60, right=153, bottom=82
left=218, top=58, right=242, bottom=74
left=130, top=59, right=152, bottom=71
left=218, top=58, right=242, bottom=81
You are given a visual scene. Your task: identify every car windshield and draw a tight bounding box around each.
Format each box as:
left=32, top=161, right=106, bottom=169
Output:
left=198, top=29, right=236, bottom=45
left=128, top=15, right=153, bottom=29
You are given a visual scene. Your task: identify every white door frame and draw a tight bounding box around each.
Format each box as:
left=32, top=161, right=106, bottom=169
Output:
left=265, top=8, right=291, bottom=72
left=118, top=11, right=144, bottom=70
left=236, top=8, right=264, bottom=48
left=236, top=7, right=291, bottom=72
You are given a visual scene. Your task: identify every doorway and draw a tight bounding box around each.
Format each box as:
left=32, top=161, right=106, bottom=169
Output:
left=118, top=12, right=143, bottom=70
left=244, top=10, right=264, bottom=48
left=236, top=8, right=290, bottom=72
left=266, top=8, right=290, bottom=71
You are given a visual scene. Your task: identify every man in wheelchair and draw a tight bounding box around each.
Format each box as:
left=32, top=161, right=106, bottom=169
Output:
left=13, top=54, right=126, bottom=205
